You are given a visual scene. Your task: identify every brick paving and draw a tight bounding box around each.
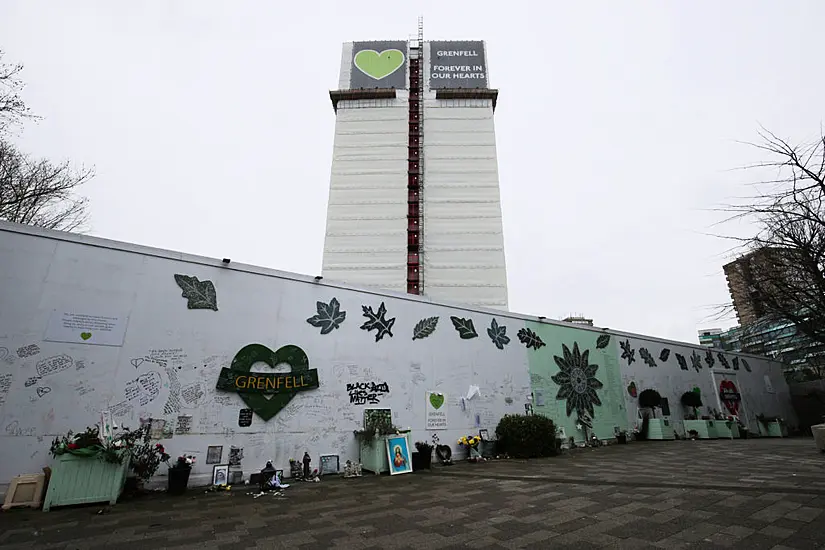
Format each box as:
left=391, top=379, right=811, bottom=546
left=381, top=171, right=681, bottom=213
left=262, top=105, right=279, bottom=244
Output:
left=1, top=438, right=824, bottom=549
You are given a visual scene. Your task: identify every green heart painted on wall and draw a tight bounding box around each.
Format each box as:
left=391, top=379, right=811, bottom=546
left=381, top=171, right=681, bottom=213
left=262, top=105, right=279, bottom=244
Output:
left=354, top=49, right=405, bottom=80
left=80, top=332, right=92, bottom=341
left=218, top=344, right=316, bottom=421
left=429, top=392, right=444, bottom=410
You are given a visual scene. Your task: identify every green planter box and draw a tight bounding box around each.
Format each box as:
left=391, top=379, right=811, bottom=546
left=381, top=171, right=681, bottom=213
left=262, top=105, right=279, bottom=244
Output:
left=43, top=453, right=130, bottom=512
left=706, top=420, right=719, bottom=439
left=714, top=421, right=740, bottom=439
left=645, top=418, right=675, bottom=440
left=758, top=420, right=786, bottom=438
left=359, top=436, right=391, bottom=474
left=684, top=420, right=714, bottom=439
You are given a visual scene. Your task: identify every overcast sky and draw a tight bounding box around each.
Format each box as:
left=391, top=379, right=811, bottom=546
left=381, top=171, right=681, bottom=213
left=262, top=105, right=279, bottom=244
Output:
left=2, top=1, right=823, bottom=344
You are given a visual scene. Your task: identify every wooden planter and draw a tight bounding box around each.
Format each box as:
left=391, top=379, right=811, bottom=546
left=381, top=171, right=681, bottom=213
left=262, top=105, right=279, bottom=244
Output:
left=645, top=418, right=675, bottom=440
left=758, top=420, right=786, bottom=437
left=714, top=421, right=740, bottom=439
left=42, top=453, right=130, bottom=512
left=359, top=436, right=390, bottom=474
left=684, top=420, right=714, bottom=439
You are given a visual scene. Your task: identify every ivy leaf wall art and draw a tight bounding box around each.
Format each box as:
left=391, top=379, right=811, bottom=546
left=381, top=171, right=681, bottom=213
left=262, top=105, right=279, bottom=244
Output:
left=732, top=357, right=740, bottom=371
left=704, top=350, right=715, bottom=368
left=360, top=302, right=396, bottom=342
left=487, top=318, right=510, bottom=350
left=306, top=297, right=346, bottom=335
left=742, top=358, right=752, bottom=372
left=412, top=317, right=439, bottom=340
left=595, top=334, right=610, bottom=349
left=639, top=348, right=657, bottom=368
left=717, top=353, right=730, bottom=369
left=450, top=317, right=478, bottom=339
left=619, top=339, right=635, bottom=365
left=173, top=274, right=218, bottom=311
left=690, top=351, right=703, bottom=372
left=551, top=343, right=603, bottom=418
left=517, top=328, right=545, bottom=350
left=675, top=353, right=688, bottom=371
left=659, top=349, right=671, bottom=362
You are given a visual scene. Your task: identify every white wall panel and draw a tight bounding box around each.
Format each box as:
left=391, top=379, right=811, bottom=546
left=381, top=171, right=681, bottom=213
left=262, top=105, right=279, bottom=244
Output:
left=613, top=333, right=796, bottom=436
left=0, top=224, right=533, bottom=492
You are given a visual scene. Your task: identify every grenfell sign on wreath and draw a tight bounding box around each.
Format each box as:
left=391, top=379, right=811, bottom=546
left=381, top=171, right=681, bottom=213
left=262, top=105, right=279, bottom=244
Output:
left=215, top=343, right=319, bottom=421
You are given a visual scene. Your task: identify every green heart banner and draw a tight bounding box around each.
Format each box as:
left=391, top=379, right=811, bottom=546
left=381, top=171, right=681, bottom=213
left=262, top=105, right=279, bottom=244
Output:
left=215, top=344, right=319, bottom=421
left=354, top=49, right=405, bottom=80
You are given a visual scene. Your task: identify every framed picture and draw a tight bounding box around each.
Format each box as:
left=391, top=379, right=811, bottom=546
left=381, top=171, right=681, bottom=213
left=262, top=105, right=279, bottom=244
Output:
left=386, top=434, right=412, bottom=475
left=478, top=429, right=489, bottom=441
left=212, top=464, right=229, bottom=486
left=206, top=445, right=223, bottom=465
left=319, top=454, right=339, bottom=475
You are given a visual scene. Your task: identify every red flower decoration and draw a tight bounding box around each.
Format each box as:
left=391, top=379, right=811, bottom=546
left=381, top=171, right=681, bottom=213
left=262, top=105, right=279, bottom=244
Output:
left=67, top=443, right=78, bottom=449
left=156, top=444, right=165, bottom=452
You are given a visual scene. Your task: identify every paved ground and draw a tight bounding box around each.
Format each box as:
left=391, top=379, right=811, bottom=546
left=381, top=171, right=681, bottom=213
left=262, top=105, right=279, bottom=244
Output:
left=1, top=438, right=824, bottom=549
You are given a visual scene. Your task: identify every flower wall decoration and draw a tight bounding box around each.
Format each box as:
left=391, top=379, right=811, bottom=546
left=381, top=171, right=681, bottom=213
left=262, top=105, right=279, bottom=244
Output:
left=551, top=342, right=604, bottom=418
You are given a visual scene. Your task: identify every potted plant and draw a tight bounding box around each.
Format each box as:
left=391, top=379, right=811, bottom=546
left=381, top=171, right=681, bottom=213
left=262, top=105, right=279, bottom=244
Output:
left=167, top=455, right=195, bottom=495
left=126, top=426, right=170, bottom=490
left=616, top=430, right=628, bottom=444
left=43, top=425, right=136, bottom=511
left=353, top=414, right=409, bottom=474
left=637, top=389, right=673, bottom=440
left=413, top=441, right=433, bottom=471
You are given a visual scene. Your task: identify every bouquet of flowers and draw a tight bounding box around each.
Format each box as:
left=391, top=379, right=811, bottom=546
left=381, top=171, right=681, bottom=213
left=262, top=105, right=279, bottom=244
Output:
left=457, top=435, right=482, bottom=448
left=457, top=435, right=484, bottom=461
left=168, top=455, right=196, bottom=470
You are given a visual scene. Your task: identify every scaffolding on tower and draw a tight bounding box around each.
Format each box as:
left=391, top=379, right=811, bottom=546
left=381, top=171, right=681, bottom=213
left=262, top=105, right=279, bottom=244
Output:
left=406, top=17, right=424, bottom=296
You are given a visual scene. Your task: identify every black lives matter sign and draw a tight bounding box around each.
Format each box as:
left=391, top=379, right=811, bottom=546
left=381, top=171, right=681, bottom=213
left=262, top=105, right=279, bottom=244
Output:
left=429, top=40, right=488, bottom=89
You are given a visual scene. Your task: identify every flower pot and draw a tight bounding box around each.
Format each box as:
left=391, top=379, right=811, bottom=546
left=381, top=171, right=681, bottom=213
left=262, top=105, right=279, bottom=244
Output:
left=412, top=448, right=432, bottom=471
left=167, top=466, right=191, bottom=495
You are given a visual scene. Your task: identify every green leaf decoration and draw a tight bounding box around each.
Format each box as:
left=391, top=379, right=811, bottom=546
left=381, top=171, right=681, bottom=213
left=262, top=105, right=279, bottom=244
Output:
left=675, top=353, right=688, bottom=371
left=360, top=302, right=395, bottom=342
left=486, top=318, right=510, bottom=350
left=306, top=297, right=346, bottom=335
left=639, top=347, right=657, bottom=367
left=659, top=349, right=671, bottom=362
left=732, top=357, right=740, bottom=370
left=517, top=327, right=545, bottom=350
left=412, top=317, right=439, bottom=340
left=173, top=274, right=218, bottom=311
left=741, top=358, right=752, bottom=372
left=450, top=316, right=478, bottom=339
left=595, top=334, right=610, bottom=349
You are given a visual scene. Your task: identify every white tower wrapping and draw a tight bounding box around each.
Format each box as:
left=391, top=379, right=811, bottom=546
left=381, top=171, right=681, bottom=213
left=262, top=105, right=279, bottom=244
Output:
left=322, top=35, right=509, bottom=310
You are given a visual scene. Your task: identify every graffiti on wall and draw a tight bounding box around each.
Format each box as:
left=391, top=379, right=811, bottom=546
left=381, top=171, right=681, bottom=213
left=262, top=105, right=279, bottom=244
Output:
left=346, top=382, right=390, bottom=405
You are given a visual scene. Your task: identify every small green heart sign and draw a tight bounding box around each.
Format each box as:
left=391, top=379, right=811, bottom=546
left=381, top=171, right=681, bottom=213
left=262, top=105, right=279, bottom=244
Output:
left=80, top=332, right=92, bottom=341
left=354, top=49, right=405, bottom=80
left=429, top=392, right=445, bottom=410
left=215, top=344, right=319, bottom=421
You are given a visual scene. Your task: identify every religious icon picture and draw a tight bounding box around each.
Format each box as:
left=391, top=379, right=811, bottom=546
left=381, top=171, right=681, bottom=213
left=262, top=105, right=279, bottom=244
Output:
left=212, top=464, right=229, bottom=486
left=385, top=434, right=412, bottom=475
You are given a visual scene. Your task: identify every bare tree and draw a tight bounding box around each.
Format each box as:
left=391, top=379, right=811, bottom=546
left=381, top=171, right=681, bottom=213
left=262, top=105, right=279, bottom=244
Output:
left=722, top=127, right=825, bottom=347
left=0, top=140, right=94, bottom=231
left=0, top=50, right=39, bottom=135
left=0, top=52, right=93, bottom=231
